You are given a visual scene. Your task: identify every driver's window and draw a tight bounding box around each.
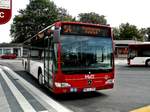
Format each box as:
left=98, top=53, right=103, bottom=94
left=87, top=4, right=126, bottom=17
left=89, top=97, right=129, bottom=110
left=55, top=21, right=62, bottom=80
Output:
left=130, top=50, right=137, bottom=58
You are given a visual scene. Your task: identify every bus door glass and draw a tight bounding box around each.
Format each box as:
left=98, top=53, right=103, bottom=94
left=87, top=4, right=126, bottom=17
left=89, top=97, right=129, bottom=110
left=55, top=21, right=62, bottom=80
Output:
left=44, top=36, right=57, bottom=88
left=44, top=37, right=51, bottom=87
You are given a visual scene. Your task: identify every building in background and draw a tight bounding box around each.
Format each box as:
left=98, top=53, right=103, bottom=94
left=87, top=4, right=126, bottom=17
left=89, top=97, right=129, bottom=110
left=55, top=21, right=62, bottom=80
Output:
left=0, top=40, right=143, bottom=59
left=114, top=40, right=142, bottom=58
left=0, top=43, right=23, bottom=58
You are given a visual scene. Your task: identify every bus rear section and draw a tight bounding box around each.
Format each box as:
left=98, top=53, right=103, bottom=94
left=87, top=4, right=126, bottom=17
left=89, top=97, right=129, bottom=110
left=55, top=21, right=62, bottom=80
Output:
left=128, top=43, right=150, bottom=66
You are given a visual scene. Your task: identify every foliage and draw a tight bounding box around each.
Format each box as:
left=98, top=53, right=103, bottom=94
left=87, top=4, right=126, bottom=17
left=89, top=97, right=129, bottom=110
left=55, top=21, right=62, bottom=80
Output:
left=146, top=27, right=150, bottom=41
left=11, top=0, right=58, bottom=42
left=113, top=27, right=120, bottom=40
left=57, top=8, right=76, bottom=22
left=119, top=23, right=142, bottom=41
left=139, top=27, right=150, bottom=41
left=139, top=28, right=148, bottom=41
left=12, top=0, right=150, bottom=42
left=10, top=0, right=75, bottom=43
left=78, top=12, right=107, bottom=25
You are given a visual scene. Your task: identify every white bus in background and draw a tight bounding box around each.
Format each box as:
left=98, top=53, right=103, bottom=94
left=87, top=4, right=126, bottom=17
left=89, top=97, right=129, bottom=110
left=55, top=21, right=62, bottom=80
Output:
left=127, top=42, right=150, bottom=66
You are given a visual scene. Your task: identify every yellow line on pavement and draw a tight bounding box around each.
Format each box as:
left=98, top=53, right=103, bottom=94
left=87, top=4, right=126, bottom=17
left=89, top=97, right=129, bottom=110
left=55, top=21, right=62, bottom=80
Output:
left=130, top=105, right=150, bottom=112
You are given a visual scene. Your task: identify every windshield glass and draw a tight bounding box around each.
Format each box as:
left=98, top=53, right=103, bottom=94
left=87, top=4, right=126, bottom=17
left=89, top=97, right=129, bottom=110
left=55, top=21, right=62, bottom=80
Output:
left=60, top=35, right=113, bottom=74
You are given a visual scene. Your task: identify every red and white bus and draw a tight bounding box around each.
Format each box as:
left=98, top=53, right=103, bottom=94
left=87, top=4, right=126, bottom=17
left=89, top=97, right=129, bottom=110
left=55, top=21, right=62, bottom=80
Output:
left=23, top=21, right=115, bottom=94
left=128, top=43, right=150, bottom=66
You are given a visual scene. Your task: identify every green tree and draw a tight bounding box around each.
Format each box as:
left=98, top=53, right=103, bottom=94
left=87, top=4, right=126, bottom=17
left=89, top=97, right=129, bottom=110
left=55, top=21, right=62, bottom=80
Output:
left=113, top=27, right=120, bottom=40
left=139, top=28, right=147, bottom=41
left=57, top=8, right=76, bottom=21
left=119, top=23, right=142, bottom=41
left=146, top=27, right=150, bottom=41
left=78, top=12, right=107, bottom=24
left=10, top=0, right=58, bottom=43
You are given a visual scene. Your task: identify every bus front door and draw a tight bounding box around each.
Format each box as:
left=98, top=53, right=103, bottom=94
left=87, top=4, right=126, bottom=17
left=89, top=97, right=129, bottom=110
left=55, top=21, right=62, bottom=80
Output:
left=44, top=38, right=54, bottom=88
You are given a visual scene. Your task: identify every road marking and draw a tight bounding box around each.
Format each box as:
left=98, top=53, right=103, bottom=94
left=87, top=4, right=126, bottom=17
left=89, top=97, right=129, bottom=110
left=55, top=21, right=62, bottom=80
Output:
left=38, top=110, right=48, bottom=112
left=0, top=82, right=11, bottom=112
left=130, top=105, right=150, bottom=112
left=0, top=68, right=36, bottom=112
left=3, top=66, right=73, bottom=112
left=115, top=60, right=127, bottom=65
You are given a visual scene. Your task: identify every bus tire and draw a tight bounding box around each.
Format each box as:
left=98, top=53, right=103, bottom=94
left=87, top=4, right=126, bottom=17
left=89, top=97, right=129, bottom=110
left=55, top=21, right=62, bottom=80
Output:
left=145, top=59, right=150, bottom=67
left=38, top=68, right=44, bottom=85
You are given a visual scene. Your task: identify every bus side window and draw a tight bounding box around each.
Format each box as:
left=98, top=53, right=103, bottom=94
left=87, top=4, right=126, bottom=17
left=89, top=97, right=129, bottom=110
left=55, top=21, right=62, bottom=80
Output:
left=142, top=50, right=150, bottom=57
left=30, top=49, right=40, bottom=60
left=39, top=50, right=44, bottom=60
left=129, top=50, right=137, bottom=59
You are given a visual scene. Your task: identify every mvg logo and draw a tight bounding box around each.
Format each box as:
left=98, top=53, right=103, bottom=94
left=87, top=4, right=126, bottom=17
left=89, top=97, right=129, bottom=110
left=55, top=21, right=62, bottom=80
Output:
left=0, top=0, right=12, bottom=24
left=85, top=74, right=95, bottom=79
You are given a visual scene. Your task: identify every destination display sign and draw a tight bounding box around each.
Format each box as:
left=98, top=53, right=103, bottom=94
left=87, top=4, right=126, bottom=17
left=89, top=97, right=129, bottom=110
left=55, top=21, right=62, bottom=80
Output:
left=61, top=24, right=110, bottom=37
left=0, top=0, right=10, bottom=9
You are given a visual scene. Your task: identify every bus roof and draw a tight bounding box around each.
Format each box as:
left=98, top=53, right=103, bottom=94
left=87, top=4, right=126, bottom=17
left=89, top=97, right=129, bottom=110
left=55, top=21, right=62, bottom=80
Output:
left=128, top=42, right=150, bottom=47
left=54, top=21, right=111, bottom=28
left=23, top=21, right=111, bottom=44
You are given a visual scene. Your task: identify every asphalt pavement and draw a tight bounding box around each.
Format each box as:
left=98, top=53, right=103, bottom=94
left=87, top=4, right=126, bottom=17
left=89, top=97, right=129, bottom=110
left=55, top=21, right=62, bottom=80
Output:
left=0, top=59, right=150, bottom=112
left=0, top=61, right=73, bottom=112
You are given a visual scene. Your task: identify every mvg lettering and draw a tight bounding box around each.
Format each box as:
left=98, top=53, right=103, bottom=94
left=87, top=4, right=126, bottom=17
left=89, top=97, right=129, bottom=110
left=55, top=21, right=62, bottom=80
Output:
left=85, top=75, right=95, bottom=79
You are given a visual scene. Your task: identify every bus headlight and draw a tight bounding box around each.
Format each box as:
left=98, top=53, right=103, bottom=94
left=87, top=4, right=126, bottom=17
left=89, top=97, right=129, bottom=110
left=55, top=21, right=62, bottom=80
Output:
left=55, top=82, right=71, bottom=88
left=105, top=79, right=114, bottom=84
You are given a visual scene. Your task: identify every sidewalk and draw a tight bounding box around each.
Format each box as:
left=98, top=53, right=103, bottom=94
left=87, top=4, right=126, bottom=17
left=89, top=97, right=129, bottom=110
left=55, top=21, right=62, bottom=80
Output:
left=0, top=76, right=11, bottom=112
left=115, top=58, right=127, bottom=65
left=0, top=65, right=73, bottom=112
left=0, top=59, right=22, bottom=62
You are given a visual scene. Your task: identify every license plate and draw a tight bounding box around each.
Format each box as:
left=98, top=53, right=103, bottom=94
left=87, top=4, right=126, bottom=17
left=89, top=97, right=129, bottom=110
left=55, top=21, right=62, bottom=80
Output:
left=83, top=88, right=96, bottom=92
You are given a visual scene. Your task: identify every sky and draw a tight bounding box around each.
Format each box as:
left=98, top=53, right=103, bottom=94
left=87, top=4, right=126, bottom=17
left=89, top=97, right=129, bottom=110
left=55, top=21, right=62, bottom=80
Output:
left=0, top=0, right=150, bottom=43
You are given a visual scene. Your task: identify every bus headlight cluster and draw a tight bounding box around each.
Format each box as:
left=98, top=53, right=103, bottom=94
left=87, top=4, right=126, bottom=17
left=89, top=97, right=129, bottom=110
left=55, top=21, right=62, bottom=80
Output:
left=55, top=82, right=71, bottom=88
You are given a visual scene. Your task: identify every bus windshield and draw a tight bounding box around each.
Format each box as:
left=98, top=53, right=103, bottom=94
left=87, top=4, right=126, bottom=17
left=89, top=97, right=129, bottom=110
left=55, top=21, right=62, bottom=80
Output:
left=60, top=35, right=113, bottom=74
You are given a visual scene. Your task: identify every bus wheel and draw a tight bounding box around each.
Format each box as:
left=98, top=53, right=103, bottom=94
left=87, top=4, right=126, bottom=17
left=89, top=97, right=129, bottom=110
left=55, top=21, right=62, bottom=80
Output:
left=146, top=60, right=150, bottom=67
left=38, top=70, right=44, bottom=85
